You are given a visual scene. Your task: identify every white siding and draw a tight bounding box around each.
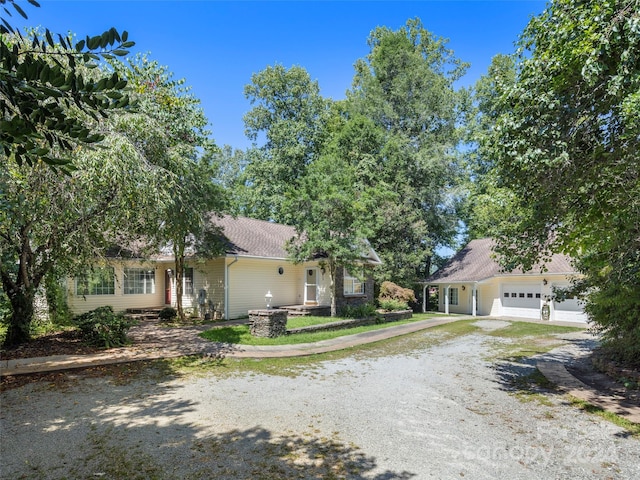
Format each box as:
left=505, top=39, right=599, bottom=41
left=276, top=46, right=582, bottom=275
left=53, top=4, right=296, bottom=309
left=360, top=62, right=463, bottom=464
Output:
left=226, top=258, right=307, bottom=319
left=67, top=261, right=168, bottom=315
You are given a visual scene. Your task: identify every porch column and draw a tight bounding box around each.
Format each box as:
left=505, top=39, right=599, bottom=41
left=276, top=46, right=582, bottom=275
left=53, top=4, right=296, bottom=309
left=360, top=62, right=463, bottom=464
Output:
left=445, top=285, right=450, bottom=315
left=422, top=284, right=428, bottom=313
left=472, top=283, right=477, bottom=317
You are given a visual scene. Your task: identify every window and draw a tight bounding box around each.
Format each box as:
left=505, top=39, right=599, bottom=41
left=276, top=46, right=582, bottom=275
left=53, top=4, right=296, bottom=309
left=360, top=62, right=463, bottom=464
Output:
left=450, top=287, right=459, bottom=305
left=527, top=293, right=533, bottom=298
left=511, top=293, right=517, bottom=298
left=343, top=268, right=365, bottom=295
left=124, top=268, right=155, bottom=294
left=184, top=267, right=194, bottom=295
left=519, top=293, right=525, bottom=298
left=503, top=292, right=509, bottom=298
left=76, top=267, right=115, bottom=295
left=536, top=293, right=541, bottom=299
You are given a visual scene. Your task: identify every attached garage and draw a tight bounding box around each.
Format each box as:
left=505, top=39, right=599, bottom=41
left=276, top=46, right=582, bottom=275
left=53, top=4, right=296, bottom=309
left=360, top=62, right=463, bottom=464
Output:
left=501, top=284, right=542, bottom=319
left=552, top=283, right=588, bottom=323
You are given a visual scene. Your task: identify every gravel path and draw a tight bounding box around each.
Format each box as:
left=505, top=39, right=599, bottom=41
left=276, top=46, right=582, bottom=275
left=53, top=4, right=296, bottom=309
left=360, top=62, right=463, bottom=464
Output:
left=1, top=321, right=638, bottom=479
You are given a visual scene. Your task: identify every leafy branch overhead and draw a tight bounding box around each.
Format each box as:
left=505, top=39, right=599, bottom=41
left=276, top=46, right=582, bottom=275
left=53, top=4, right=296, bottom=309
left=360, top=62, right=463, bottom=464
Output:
left=0, top=0, right=135, bottom=169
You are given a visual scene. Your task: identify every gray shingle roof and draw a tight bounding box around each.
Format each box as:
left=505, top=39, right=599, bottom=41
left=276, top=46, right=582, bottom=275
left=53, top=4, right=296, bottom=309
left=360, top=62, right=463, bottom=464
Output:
left=425, top=238, right=576, bottom=283
left=212, top=215, right=296, bottom=259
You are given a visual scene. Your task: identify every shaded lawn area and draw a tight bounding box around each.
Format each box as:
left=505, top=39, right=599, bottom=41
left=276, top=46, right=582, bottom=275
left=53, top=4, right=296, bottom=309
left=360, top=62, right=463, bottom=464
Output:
left=200, top=312, right=444, bottom=346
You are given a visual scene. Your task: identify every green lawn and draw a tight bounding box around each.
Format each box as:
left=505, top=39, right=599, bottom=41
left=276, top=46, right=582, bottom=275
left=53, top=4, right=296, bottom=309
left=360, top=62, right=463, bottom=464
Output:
left=199, top=312, right=444, bottom=346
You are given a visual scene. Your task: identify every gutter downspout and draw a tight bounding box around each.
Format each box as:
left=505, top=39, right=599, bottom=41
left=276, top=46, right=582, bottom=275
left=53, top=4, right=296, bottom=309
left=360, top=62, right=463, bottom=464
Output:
left=224, top=256, right=238, bottom=320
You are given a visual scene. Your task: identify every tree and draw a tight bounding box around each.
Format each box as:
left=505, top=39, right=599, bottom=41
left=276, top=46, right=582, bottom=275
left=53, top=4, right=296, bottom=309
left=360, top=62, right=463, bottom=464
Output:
left=487, top=0, right=640, bottom=364
left=242, top=64, right=330, bottom=222
left=461, top=54, right=521, bottom=241
left=1, top=0, right=135, bottom=170
left=116, top=56, right=228, bottom=322
left=0, top=106, right=172, bottom=346
left=346, top=18, right=468, bottom=285
left=284, top=151, right=376, bottom=317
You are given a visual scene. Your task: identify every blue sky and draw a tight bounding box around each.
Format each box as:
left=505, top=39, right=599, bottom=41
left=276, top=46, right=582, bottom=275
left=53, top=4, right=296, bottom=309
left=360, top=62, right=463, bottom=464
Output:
left=12, top=0, right=547, bottom=150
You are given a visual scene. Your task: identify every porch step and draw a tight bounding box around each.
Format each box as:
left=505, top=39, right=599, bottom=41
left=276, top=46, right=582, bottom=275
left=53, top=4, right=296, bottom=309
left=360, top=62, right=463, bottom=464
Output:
left=125, top=307, right=164, bottom=321
left=277, top=305, right=331, bottom=317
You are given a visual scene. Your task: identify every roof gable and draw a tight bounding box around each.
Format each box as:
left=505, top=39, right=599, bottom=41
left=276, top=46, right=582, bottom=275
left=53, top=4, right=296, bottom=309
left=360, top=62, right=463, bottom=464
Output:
left=426, top=238, right=576, bottom=283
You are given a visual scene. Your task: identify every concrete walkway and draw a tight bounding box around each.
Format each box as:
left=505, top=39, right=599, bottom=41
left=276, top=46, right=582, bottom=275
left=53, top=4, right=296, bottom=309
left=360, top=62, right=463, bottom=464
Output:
left=1, top=315, right=639, bottom=424
left=0, top=316, right=465, bottom=376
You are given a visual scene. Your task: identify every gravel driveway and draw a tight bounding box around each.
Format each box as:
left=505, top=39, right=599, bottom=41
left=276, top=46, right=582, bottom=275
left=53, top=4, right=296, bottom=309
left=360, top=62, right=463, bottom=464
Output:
left=1, top=320, right=638, bottom=479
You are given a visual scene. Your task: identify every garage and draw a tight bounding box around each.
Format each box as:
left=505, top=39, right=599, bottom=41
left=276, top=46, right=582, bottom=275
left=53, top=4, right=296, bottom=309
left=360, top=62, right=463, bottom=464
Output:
left=552, top=284, right=588, bottom=323
left=501, top=284, right=541, bottom=319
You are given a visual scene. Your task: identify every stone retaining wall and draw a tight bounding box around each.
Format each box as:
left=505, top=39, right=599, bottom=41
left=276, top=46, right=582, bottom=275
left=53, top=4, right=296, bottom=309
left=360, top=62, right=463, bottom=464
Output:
left=287, top=310, right=413, bottom=335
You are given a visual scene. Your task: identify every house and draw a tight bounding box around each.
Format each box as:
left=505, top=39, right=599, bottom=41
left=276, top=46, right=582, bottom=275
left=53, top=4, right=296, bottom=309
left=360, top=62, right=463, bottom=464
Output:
left=422, top=238, right=587, bottom=323
left=67, top=216, right=382, bottom=319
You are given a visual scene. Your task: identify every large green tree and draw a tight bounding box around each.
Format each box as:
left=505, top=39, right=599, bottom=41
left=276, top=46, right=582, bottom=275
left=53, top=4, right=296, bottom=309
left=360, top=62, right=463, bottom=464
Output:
left=0, top=106, right=171, bottom=346
left=242, top=64, right=330, bottom=222
left=284, top=150, right=377, bottom=317
left=487, top=0, right=640, bottom=364
left=1, top=0, right=135, bottom=170
left=346, top=18, right=469, bottom=285
left=461, top=54, right=521, bottom=240
left=116, top=57, right=228, bottom=321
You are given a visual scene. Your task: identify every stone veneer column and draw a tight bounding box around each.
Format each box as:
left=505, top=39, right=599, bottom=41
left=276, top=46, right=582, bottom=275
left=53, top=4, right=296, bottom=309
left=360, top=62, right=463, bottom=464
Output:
left=247, top=309, right=288, bottom=337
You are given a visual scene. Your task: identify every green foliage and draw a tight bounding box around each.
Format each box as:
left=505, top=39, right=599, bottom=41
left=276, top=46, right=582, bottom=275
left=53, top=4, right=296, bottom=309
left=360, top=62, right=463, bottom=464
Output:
left=346, top=18, right=469, bottom=284
left=378, top=281, right=416, bottom=304
left=483, top=0, right=640, bottom=363
left=158, top=306, right=178, bottom=322
left=73, top=306, right=134, bottom=348
left=340, top=303, right=377, bottom=319
left=242, top=64, right=330, bottom=222
left=44, top=271, right=72, bottom=326
left=0, top=1, right=135, bottom=170
left=378, top=298, right=409, bottom=312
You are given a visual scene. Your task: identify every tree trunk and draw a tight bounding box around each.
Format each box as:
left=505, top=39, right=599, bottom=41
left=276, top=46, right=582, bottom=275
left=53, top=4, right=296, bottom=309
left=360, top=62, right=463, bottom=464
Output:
left=328, top=260, right=337, bottom=317
left=4, top=287, right=36, bottom=347
left=175, top=256, right=185, bottom=322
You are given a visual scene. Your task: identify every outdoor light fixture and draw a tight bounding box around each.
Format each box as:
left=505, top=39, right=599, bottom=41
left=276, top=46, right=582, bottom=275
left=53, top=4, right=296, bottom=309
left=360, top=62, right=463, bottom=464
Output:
left=543, top=279, right=548, bottom=285
left=461, top=285, right=466, bottom=291
left=265, top=290, right=273, bottom=309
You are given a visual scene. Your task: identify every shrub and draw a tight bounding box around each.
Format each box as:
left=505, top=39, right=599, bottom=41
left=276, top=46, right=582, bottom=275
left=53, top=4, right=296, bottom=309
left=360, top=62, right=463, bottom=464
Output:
left=378, top=281, right=415, bottom=311
left=341, top=303, right=377, bottom=319
left=73, top=306, right=134, bottom=348
left=378, top=298, right=409, bottom=312
left=158, top=307, right=178, bottom=322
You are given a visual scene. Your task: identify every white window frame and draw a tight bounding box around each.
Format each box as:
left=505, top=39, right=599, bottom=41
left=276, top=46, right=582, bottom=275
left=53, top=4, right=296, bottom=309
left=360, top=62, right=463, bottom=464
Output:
left=76, top=267, right=115, bottom=296
left=450, top=287, right=459, bottom=306
left=184, top=267, right=194, bottom=296
left=124, top=268, right=156, bottom=295
left=343, top=268, right=365, bottom=296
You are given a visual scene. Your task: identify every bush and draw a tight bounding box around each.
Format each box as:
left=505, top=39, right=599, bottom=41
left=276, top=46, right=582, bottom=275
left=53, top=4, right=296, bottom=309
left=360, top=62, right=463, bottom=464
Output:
left=73, top=306, right=134, bottom=348
left=158, top=307, right=178, bottom=322
left=378, top=281, right=415, bottom=311
left=341, top=303, right=377, bottom=319
left=378, top=298, right=409, bottom=312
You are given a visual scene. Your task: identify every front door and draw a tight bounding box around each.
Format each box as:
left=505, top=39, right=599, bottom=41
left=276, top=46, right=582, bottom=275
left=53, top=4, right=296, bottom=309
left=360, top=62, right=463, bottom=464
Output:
left=304, top=268, right=318, bottom=305
left=164, top=270, right=172, bottom=305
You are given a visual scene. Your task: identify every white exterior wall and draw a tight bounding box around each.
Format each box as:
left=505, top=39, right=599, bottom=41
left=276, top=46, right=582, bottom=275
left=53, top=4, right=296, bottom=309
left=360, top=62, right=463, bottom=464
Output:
left=226, top=257, right=307, bottom=319
left=433, top=274, right=587, bottom=323
left=166, top=259, right=226, bottom=317
left=67, top=261, right=168, bottom=315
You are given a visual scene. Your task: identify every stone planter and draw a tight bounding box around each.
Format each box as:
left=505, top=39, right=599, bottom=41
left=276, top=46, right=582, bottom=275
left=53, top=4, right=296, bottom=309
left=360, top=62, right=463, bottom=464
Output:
left=248, top=309, right=288, bottom=337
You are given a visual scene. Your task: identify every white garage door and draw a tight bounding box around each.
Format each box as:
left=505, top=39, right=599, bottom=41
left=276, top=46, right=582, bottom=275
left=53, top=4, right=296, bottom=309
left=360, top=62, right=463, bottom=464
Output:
left=553, top=286, right=588, bottom=323
left=502, top=284, right=541, bottom=319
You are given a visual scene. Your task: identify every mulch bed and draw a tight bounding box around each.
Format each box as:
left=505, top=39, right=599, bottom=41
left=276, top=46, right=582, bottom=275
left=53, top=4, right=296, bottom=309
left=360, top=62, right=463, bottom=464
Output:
left=0, top=330, right=104, bottom=360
